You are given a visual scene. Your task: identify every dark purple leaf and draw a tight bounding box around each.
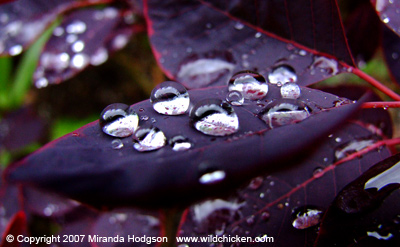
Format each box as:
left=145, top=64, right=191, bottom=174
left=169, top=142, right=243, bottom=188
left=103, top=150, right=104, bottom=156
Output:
left=0, top=211, right=26, bottom=247
left=343, top=0, right=381, bottom=65
left=0, top=107, right=48, bottom=151
left=382, top=24, right=400, bottom=85
left=177, top=114, right=392, bottom=246
left=315, top=153, right=400, bottom=246
left=33, top=5, right=135, bottom=87
left=0, top=177, right=21, bottom=238
left=5, top=84, right=365, bottom=208
left=371, top=0, right=400, bottom=36
left=144, top=0, right=355, bottom=88
left=0, top=0, right=111, bottom=56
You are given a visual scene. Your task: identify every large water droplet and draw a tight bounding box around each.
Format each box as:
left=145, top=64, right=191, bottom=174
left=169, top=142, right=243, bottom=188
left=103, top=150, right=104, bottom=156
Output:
left=280, top=83, right=301, bottom=99
left=99, top=103, right=139, bottom=137
left=292, top=206, right=323, bottom=229
left=228, top=71, right=268, bottom=100
left=260, top=99, right=311, bottom=128
left=268, top=65, right=297, bottom=85
left=190, top=99, right=239, bottom=136
left=335, top=139, right=375, bottom=161
left=226, top=90, right=244, bottom=106
left=199, top=170, right=226, bottom=184
left=133, top=125, right=166, bottom=152
left=169, top=135, right=192, bottom=151
left=150, top=81, right=190, bottom=115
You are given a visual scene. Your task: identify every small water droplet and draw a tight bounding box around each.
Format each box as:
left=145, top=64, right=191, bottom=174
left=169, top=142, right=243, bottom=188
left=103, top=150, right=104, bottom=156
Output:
left=71, top=53, right=89, bottom=69
left=190, top=99, right=239, bottom=136
left=280, top=83, right=301, bottom=99
left=261, top=211, right=270, bottom=221
left=311, top=56, right=339, bottom=75
left=255, top=32, right=261, bottom=38
left=35, top=78, right=49, bottom=88
left=40, top=52, right=70, bottom=72
left=90, top=47, right=108, bottom=66
left=312, top=167, right=324, bottom=178
left=268, top=65, right=297, bottom=85
left=335, top=137, right=342, bottom=143
left=43, top=204, right=57, bottom=217
left=292, top=206, right=323, bottom=229
left=71, top=40, right=85, bottom=53
left=226, top=90, right=244, bottom=106
left=66, top=20, right=86, bottom=34
left=248, top=176, right=263, bottom=190
left=199, top=170, right=226, bottom=184
left=367, top=231, right=393, bottom=240
left=133, top=125, right=166, bottom=152
left=111, top=139, right=124, bottom=149
left=206, top=23, right=212, bottom=29
left=335, top=138, right=375, bottom=161
left=228, top=71, right=268, bottom=100
left=392, top=52, right=399, bottom=60
left=112, top=34, right=129, bottom=50
left=259, top=193, right=265, bottom=198
left=383, top=17, right=390, bottom=23
left=9, top=45, right=22, bottom=56
left=150, top=81, right=190, bottom=115
left=277, top=203, right=284, bottom=209
left=169, top=135, right=192, bottom=151
left=53, top=26, right=64, bottom=37
left=100, top=103, right=139, bottom=137
left=298, top=50, right=307, bottom=56
left=260, top=99, right=311, bottom=128
left=234, top=22, right=244, bottom=30
left=246, top=215, right=255, bottom=225
left=66, top=34, right=78, bottom=44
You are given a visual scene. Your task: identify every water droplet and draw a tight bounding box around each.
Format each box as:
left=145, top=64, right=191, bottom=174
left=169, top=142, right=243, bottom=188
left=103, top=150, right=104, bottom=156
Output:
left=140, top=115, right=149, bottom=121
left=112, top=34, right=129, bottom=50
left=335, top=139, right=375, bottom=160
left=9, top=45, right=22, bottom=56
left=53, top=26, right=64, bottom=36
left=133, top=125, right=166, bottom=152
left=43, top=204, right=58, bottom=217
left=71, top=40, right=85, bottom=53
left=150, top=81, right=190, bottom=115
left=99, top=103, right=139, bottom=137
left=66, top=20, right=86, bottom=34
left=90, top=47, right=108, bottom=66
left=111, top=139, right=124, bottom=149
left=71, top=53, right=89, bottom=69
left=259, top=192, right=265, bottom=198
left=292, top=206, right=323, bottom=229
left=103, top=7, right=119, bottom=19
left=66, top=34, right=78, bottom=44
left=248, top=176, right=263, bottom=190
left=383, top=17, right=390, bottom=23
left=260, top=99, right=311, bottom=128
left=199, top=170, right=226, bottom=184
left=311, top=56, right=339, bottom=75
left=169, top=135, right=192, bottom=151
left=392, top=52, right=399, bottom=60
left=367, top=231, right=393, bottom=240
left=190, top=99, right=239, bottom=136
left=312, top=167, right=324, bottom=178
left=255, top=32, right=262, bottom=38
left=226, top=90, right=244, bottom=106
left=35, top=78, right=48, bottom=88
left=261, top=211, right=270, bottom=221
left=335, top=137, right=342, bottom=143
left=268, top=65, right=297, bottom=85
left=40, top=52, right=70, bottom=72
left=206, top=23, right=212, bottom=29
left=246, top=215, right=255, bottom=225
left=280, top=83, right=301, bottom=99
left=234, top=22, right=244, bottom=30
left=298, top=50, right=307, bottom=56
left=228, top=71, right=268, bottom=100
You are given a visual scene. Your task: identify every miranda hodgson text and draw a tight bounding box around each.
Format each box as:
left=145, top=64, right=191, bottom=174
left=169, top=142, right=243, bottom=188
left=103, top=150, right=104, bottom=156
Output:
left=88, top=235, right=168, bottom=244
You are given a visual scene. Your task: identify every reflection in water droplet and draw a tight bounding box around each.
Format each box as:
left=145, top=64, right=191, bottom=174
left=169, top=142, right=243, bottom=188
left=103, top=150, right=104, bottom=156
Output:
left=199, top=170, right=226, bottom=184
left=150, top=81, right=190, bottom=115
left=169, top=135, right=192, bottom=151
left=226, top=90, right=244, bottom=106
left=280, top=83, right=301, bottom=99
left=260, top=99, right=311, bottom=128
left=190, top=99, right=239, bottom=136
left=292, top=206, right=323, bottom=229
left=268, top=65, right=297, bottom=85
left=228, top=71, right=268, bottom=100
left=133, top=126, right=166, bottom=152
left=335, top=139, right=375, bottom=161
left=111, top=139, right=124, bottom=149
left=99, top=103, right=139, bottom=137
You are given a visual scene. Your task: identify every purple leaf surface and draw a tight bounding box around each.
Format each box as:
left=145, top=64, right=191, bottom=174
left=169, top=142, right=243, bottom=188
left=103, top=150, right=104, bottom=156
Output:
left=33, top=5, right=136, bottom=88
left=5, top=85, right=365, bottom=208
left=372, top=0, right=400, bottom=37
left=315, top=153, right=400, bottom=246
left=382, top=24, right=400, bottom=85
left=145, top=0, right=355, bottom=88
left=177, top=111, right=393, bottom=246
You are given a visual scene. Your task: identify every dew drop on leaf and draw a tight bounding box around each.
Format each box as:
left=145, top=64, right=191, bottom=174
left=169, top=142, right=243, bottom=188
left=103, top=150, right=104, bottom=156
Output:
left=268, top=65, right=297, bottom=85
left=311, top=56, right=340, bottom=75
left=334, top=138, right=375, bottom=161
left=248, top=176, right=263, bottom=190
left=291, top=206, right=323, bottom=229
left=99, top=103, right=139, bottom=137
left=280, top=83, right=301, bottom=99
left=226, top=90, right=244, bottom=106
left=71, top=53, right=89, bottom=69
left=150, top=81, right=190, bottom=115
left=111, top=139, right=124, bottom=149
left=190, top=99, right=239, bottom=136
left=259, top=99, right=310, bottom=128
left=66, top=20, right=87, bottom=34
left=169, top=135, right=192, bottom=151
left=228, top=71, right=268, bottom=100
left=133, top=125, right=166, bottom=152
left=199, top=170, right=226, bottom=184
